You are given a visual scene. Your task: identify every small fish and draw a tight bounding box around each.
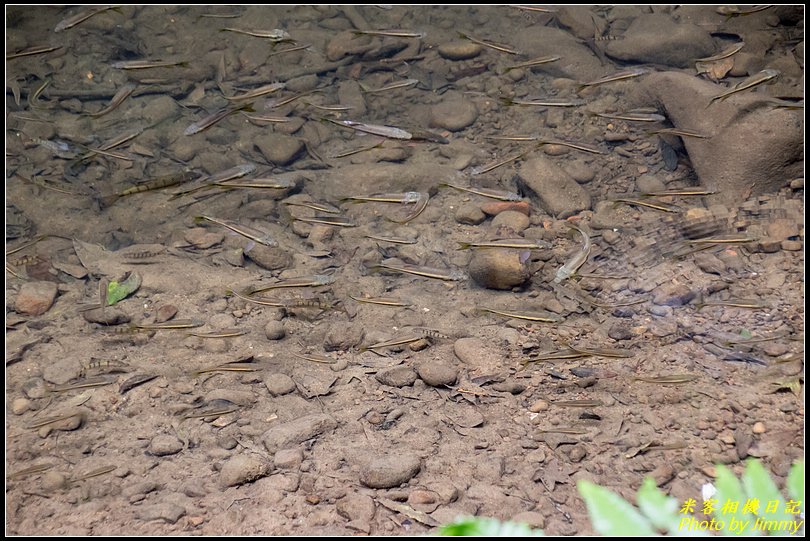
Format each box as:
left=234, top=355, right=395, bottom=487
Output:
left=634, top=374, right=699, bottom=385
left=242, top=113, right=291, bottom=124
left=223, top=82, right=285, bottom=101
left=370, top=263, right=466, bottom=281
left=625, top=440, right=688, bottom=458
left=26, top=411, right=85, bottom=430
left=101, top=170, right=198, bottom=206
left=611, top=198, right=681, bottom=213
left=54, top=5, right=119, bottom=32
left=567, top=345, right=635, bottom=358
left=349, top=295, right=411, bottom=307
left=364, top=234, right=417, bottom=244
left=578, top=68, right=649, bottom=89
left=80, top=359, right=130, bottom=378
left=715, top=5, right=772, bottom=16
left=457, top=239, right=549, bottom=250
left=536, top=139, right=607, bottom=155
left=186, top=328, right=247, bottom=338
left=504, top=55, right=561, bottom=72
left=501, top=97, right=583, bottom=107
left=291, top=351, right=338, bottom=364
left=131, top=319, right=204, bottom=331
left=28, top=79, right=52, bottom=110
left=184, top=102, right=254, bottom=135
left=708, top=69, right=780, bottom=106
left=213, top=177, right=294, bottom=190
left=554, top=223, right=591, bottom=284
left=353, top=29, right=426, bottom=38
left=110, top=59, right=189, bottom=70
left=457, top=32, right=521, bottom=55
left=470, top=150, right=530, bottom=175
left=694, top=42, right=745, bottom=63
left=537, top=427, right=589, bottom=435
left=268, top=43, right=314, bottom=57
left=640, top=188, right=716, bottom=197
left=686, top=234, right=759, bottom=245
left=439, top=182, right=522, bottom=201
left=181, top=403, right=241, bottom=419
left=7, top=463, right=54, bottom=480
left=695, top=298, right=770, bottom=310
left=343, top=192, right=417, bottom=204
left=524, top=348, right=591, bottom=362
left=551, top=399, right=603, bottom=408
left=46, top=375, right=119, bottom=393
left=594, top=111, right=666, bottom=122
left=191, top=363, right=259, bottom=376
left=243, top=275, right=335, bottom=295
left=7, top=45, right=62, bottom=60
left=476, top=307, right=564, bottom=323
left=359, top=78, right=420, bottom=93
left=646, top=127, right=709, bottom=139
left=292, top=215, right=357, bottom=227
left=390, top=192, right=429, bottom=224
left=119, top=374, right=158, bottom=394
left=327, top=141, right=383, bottom=158
left=323, top=118, right=412, bottom=140
left=283, top=200, right=342, bottom=214
left=87, top=82, right=137, bottom=118
left=362, top=334, right=426, bottom=351
left=304, top=102, right=355, bottom=113
left=68, top=465, right=116, bottom=486
left=220, top=27, right=292, bottom=40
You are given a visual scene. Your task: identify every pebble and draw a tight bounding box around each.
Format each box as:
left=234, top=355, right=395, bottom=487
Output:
left=453, top=337, right=502, bottom=372
left=429, top=95, right=478, bottom=132
left=375, top=366, right=417, bottom=387
left=437, top=41, right=483, bottom=60
left=135, top=503, right=187, bottom=525
left=607, top=323, right=634, bottom=341
left=416, top=362, right=458, bottom=387
left=652, top=283, right=697, bottom=307
left=518, top=156, right=591, bottom=218
left=336, top=492, right=376, bottom=523
left=510, top=511, right=546, bottom=530
left=693, top=252, right=727, bottom=275
left=324, top=323, right=365, bottom=351
left=529, top=399, right=549, bottom=412
left=360, top=454, right=421, bottom=489
left=542, top=144, right=570, bottom=156
left=455, top=203, right=486, bottom=225
left=325, top=30, right=373, bottom=61
left=274, top=448, right=304, bottom=470
left=262, top=413, right=337, bottom=453
left=220, top=455, right=271, bottom=487
left=14, top=281, right=58, bottom=316
left=11, top=397, right=31, bottom=415
left=564, top=161, right=596, bottom=184
left=264, top=373, right=296, bottom=396
left=264, top=320, right=286, bottom=341
left=752, top=422, right=766, bottom=434
left=781, top=240, right=802, bottom=251
left=761, top=342, right=789, bottom=357
left=635, top=174, right=666, bottom=194
left=41, top=471, right=69, bottom=492
left=491, top=210, right=530, bottom=232
left=468, top=248, right=531, bottom=290
left=651, top=464, right=676, bottom=486
left=203, top=388, right=255, bottom=407
left=184, top=228, right=224, bottom=249
left=148, top=434, right=184, bottom=457
left=480, top=201, right=531, bottom=216
left=254, top=134, right=304, bottom=166
left=244, top=245, right=291, bottom=271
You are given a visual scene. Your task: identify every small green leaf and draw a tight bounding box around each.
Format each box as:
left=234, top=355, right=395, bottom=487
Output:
left=743, top=460, right=791, bottom=528
left=578, top=480, right=655, bottom=536
left=786, top=460, right=804, bottom=515
left=637, top=477, right=681, bottom=533
left=106, top=272, right=141, bottom=306
left=713, top=464, right=749, bottom=536
left=437, top=517, right=542, bottom=536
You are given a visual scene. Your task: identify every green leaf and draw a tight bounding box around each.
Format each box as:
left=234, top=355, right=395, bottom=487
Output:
left=713, top=464, right=750, bottom=536
left=786, top=460, right=804, bottom=516
left=743, top=460, right=791, bottom=528
left=578, top=480, right=655, bottom=536
left=637, top=477, right=681, bottom=533
left=106, top=272, right=141, bottom=306
left=437, top=517, right=542, bottom=536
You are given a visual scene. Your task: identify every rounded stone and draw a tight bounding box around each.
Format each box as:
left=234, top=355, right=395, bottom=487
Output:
left=491, top=210, right=530, bottom=232
left=148, top=434, right=184, bottom=457
left=264, top=373, right=296, bottom=396
left=376, top=366, right=417, bottom=388
left=360, top=454, right=421, bottom=489
left=220, top=455, right=271, bottom=487
left=430, top=97, right=478, bottom=132
left=468, top=248, right=531, bottom=290
left=264, top=320, right=286, bottom=341
left=437, top=41, right=483, bottom=60
left=416, top=363, right=458, bottom=387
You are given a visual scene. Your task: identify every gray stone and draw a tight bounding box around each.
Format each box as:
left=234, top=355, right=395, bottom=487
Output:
left=430, top=95, right=478, bottom=132
left=491, top=210, right=530, bottom=232
left=337, top=80, right=367, bottom=117
left=512, top=26, right=605, bottom=83
left=605, top=13, right=714, bottom=68
left=325, top=30, right=374, bottom=61
left=360, top=454, right=421, bottom=489
left=453, top=337, right=502, bottom=372
left=148, top=434, right=184, bottom=457
left=324, top=323, right=364, bottom=351
left=14, top=281, right=58, bottom=316
left=652, top=283, right=697, bottom=307
left=564, top=161, right=596, bottom=184
left=417, top=363, right=458, bottom=387
left=139, top=95, right=180, bottom=127
left=254, top=134, right=304, bottom=166
left=220, top=455, right=271, bottom=487
left=635, top=174, right=666, bottom=194
left=244, top=245, right=291, bottom=271
left=264, top=373, right=296, bottom=396
left=262, top=413, right=337, bottom=453
left=274, top=448, right=304, bottom=470
left=631, top=72, right=803, bottom=205
left=336, top=492, right=376, bottom=522
left=264, top=320, right=286, bottom=341
left=455, top=203, right=486, bottom=225
left=135, top=502, right=186, bottom=524
left=518, top=156, right=591, bottom=218
left=375, top=366, right=417, bottom=387
left=693, top=253, right=727, bottom=275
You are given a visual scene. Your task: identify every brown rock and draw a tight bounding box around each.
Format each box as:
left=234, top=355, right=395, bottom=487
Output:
left=437, top=41, right=483, bottom=60
left=14, top=281, right=58, bottom=316
left=481, top=201, right=531, bottom=216
left=468, top=248, right=531, bottom=290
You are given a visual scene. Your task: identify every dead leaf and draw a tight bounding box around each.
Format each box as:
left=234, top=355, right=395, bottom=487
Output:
left=695, top=57, right=734, bottom=82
